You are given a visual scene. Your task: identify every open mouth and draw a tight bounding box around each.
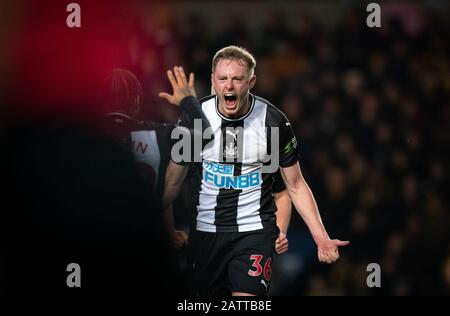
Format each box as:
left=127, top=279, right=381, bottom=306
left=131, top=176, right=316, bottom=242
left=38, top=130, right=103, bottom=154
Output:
left=224, top=93, right=237, bottom=109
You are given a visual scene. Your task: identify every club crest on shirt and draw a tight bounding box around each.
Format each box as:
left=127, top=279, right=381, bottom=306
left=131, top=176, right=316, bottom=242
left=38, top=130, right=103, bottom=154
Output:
left=224, top=142, right=238, bottom=159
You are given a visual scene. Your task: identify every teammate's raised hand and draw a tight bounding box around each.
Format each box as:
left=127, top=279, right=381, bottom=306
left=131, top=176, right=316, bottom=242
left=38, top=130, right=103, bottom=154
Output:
left=317, top=239, right=350, bottom=264
left=159, top=66, right=196, bottom=106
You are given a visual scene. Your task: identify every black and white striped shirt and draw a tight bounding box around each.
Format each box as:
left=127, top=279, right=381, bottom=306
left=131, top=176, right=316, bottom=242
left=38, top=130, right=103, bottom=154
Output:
left=175, top=94, right=298, bottom=233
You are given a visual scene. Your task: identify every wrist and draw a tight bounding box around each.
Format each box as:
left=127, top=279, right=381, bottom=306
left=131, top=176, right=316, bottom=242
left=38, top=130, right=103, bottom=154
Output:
left=180, top=95, right=197, bottom=111
left=313, top=232, right=330, bottom=246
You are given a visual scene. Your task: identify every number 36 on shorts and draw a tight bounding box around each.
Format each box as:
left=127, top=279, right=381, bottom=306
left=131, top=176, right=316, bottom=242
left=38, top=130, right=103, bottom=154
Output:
left=248, top=254, right=272, bottom=280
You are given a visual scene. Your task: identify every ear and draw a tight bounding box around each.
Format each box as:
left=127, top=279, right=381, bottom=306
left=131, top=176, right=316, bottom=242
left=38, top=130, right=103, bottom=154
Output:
left=249, top=75, right=256, bottom=90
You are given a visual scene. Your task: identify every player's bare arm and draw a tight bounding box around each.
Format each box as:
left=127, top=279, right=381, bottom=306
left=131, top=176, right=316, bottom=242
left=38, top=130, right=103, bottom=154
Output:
left=280, top=163, right=350, bottom=264
left=274, top=189, right=291, bottom=254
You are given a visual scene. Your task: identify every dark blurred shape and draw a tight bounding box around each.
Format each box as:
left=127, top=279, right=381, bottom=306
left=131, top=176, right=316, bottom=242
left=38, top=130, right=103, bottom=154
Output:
left=0, top=119, right=180, bottom=294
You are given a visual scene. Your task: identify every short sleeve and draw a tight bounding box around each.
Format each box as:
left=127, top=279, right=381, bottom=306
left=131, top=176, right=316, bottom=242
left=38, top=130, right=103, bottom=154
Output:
left=278, top=115, right=298, bottom=168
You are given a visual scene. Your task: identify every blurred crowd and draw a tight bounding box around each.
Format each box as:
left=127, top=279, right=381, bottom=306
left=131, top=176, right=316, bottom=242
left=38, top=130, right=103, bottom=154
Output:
left=119, top=2, right=449, bottom=295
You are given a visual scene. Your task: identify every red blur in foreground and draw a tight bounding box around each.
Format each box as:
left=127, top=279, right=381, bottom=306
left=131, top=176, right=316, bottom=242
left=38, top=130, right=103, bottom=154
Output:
left=8, top=0, right=133, bottom=120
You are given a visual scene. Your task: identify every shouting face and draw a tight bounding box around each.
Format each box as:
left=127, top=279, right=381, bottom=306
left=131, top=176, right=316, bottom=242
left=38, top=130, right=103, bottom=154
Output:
left=211, top=58, right=256, bottom=119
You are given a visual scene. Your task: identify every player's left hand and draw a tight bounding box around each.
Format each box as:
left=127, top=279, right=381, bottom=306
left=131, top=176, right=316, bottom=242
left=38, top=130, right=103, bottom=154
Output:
left=159, top=66, right=196, bottom=105
left=275, top=232, right=288, bottom=254
left=317, top=239, right=350, bottom=264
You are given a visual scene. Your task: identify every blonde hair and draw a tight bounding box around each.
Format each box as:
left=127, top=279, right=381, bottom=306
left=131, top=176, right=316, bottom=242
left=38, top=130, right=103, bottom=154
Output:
left=212, top=46, right=256, bottom=76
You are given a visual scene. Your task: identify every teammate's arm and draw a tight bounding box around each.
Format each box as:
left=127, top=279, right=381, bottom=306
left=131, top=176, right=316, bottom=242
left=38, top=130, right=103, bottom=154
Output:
left=274, top=189, right=291, bottom=254
left=280, top=163, right=350, bottom=263
left=158, top=66, right=206, bottom=242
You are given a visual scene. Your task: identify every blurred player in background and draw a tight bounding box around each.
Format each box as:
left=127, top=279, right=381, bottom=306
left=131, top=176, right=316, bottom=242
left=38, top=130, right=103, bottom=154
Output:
left=102, top=67, right=208, bottom=248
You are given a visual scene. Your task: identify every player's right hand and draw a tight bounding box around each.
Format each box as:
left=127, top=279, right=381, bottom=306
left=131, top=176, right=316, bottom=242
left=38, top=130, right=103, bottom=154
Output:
left=159, top=66, right=196, bottom=105
left=170, top=230, right=189, bottom=250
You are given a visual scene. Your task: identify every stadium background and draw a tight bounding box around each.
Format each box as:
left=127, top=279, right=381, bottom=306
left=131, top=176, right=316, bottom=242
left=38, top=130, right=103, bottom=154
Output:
left=1, top=0, right=449, bottom=295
